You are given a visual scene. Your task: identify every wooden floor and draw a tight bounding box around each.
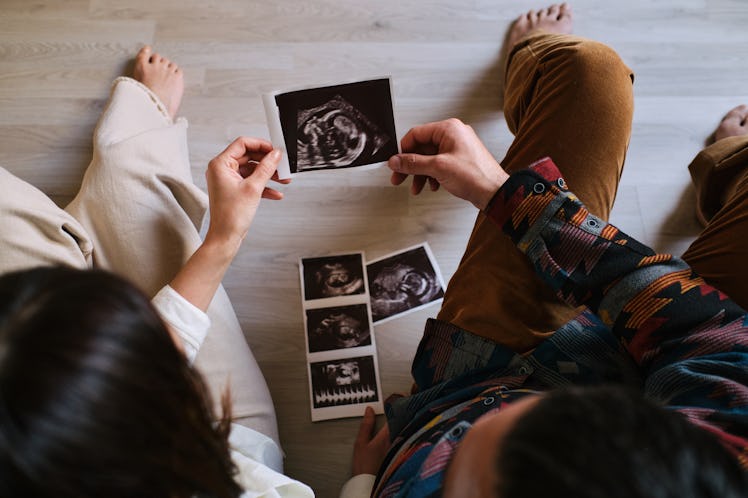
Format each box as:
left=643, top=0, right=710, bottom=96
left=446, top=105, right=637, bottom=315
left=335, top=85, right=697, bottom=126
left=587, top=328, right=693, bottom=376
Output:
left=2, top=1, right=748, bottom=496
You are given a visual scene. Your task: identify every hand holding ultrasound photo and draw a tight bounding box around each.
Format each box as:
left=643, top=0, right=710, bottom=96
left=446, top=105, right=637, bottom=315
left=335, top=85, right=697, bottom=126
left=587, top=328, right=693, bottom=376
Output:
left=263, top=78, right=399, bottom=179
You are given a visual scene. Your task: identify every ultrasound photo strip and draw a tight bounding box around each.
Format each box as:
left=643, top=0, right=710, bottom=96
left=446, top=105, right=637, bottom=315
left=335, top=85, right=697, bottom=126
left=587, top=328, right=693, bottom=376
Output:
left=299, top=253, right=384, bottom=421
left=263, top=78, right=399, bottom=179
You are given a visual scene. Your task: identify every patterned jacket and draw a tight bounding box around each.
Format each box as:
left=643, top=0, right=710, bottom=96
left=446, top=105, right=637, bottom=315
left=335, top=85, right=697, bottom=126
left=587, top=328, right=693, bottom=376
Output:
left=370, top=158, right=748, bottom=497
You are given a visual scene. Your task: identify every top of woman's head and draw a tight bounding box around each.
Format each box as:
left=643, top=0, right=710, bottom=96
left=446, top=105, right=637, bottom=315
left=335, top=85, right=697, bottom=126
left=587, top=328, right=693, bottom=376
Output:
left=0, top=267, right=241, bottom=498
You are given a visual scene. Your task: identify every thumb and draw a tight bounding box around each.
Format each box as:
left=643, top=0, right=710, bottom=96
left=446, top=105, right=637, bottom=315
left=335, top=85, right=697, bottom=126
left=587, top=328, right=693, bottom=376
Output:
left=356, top=406, right=376, bottom=444
left=388, top=153, right=439, bottom=177
left=248, top=149, right=282, bottom=184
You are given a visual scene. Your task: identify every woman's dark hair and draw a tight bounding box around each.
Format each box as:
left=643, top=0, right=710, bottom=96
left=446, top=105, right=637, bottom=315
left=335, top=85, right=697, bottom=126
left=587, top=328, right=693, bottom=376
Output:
left=496, top=386, right=748, bottom=498
left=0, top=267, right=242, bottom=498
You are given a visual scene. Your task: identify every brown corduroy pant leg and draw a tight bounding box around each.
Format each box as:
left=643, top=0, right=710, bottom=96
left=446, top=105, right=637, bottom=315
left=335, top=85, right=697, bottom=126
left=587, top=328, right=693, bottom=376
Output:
left=437, top=33, right=635, bottom=353
left=682, top=137, right=748, bottom=310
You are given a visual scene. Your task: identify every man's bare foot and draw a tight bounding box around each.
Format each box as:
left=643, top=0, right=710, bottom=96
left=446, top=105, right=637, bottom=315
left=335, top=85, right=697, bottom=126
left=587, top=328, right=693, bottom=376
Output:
left=714, top=105, right=748, bottom=142
left=508, top=3, right=574, bottom=48
left=132, top=45, right=184, bottom=119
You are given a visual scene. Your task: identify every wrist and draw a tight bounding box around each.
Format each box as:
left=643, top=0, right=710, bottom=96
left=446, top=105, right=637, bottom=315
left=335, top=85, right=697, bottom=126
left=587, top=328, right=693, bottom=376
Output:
left=476, top=167, right=510, bottom=210
left=201, top=231, right=243, bottom=263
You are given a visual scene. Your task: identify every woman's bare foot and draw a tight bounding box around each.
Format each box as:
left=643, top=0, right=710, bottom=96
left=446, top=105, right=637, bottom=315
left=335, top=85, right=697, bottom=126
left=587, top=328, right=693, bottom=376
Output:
left=714, top=105, right=748, bottom=142
left=508, top=3, right=574, bottom=48
left=132, top=46, right=184, bottom=119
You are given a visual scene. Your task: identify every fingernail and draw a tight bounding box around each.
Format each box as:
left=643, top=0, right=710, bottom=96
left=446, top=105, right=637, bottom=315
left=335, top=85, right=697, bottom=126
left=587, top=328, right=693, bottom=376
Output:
left=270, top=149, right=282, bottom=159
left=388, top=155, right=401, bottom=170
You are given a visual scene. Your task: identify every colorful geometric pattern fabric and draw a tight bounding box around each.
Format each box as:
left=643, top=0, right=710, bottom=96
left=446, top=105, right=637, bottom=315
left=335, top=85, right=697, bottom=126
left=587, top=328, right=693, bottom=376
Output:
left=490, top=158, right=748, bottom=464
left=374, top=158, right=748, bottom=496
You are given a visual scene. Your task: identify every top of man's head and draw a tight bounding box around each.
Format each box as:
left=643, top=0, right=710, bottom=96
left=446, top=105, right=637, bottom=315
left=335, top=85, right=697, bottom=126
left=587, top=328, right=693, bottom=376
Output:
left=446, top=386, right=747, bottom=498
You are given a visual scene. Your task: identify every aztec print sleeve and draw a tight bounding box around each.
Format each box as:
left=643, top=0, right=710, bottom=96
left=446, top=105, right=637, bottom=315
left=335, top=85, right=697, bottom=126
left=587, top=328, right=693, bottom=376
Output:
left=486, top=157, right=748, bottom=462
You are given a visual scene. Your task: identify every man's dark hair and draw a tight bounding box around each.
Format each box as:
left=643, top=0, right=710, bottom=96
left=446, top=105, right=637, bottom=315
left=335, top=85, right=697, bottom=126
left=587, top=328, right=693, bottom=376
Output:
left=0, top=267, right=242, bottom=498
left=496, top=386, right=747, bottom=498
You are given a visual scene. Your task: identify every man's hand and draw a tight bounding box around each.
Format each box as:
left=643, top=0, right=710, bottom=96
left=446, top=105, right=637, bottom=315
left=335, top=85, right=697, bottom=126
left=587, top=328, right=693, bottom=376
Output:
left=352, top=406, right=391, bottom=476
left=388, top=119, right=509, bottom=210
left=205, top=136, right=290, bottom=250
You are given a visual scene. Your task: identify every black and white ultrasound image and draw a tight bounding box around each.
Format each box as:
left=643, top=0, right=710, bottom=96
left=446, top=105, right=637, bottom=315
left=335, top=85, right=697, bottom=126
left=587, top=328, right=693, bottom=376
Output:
left=306, top=304, right=371, bottom=353
left=301, top=254, right=366, bottom=301
left=275, top=79, right=398, bottom=173
left=367, top=246, right=445, bottom=322
left=310, top=356, right=379, bottom=408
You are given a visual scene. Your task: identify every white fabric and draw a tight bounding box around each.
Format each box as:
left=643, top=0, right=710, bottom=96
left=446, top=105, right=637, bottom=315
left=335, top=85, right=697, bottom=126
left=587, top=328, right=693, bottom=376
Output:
left=151, top=285, right=210, bottom=363
left=231, top=425, right=315, bottom=498
left=63, top=76, right=281, bottom=444
left=339, top=474, right=376, bottom=498
left=151, top=284, right=311, bottom=496
left=0, top=75, right=309, bottom=496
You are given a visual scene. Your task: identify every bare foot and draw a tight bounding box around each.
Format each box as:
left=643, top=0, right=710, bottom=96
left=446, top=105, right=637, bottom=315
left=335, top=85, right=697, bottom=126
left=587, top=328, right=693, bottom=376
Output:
left=132, top=46, right=184, bottom=119
left=714, top=104, right=748, bottom=142
left=508, top=3, right=574, bottom=48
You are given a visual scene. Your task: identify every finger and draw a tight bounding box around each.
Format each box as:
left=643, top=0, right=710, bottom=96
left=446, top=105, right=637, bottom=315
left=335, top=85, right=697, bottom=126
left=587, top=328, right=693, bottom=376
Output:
left=400, top=121, right=449, bottom=153
left=411, top=175, right=427, bottom=195
left=261, top=187, right=284, bottom=200
left=371, top=423, right=390, bottom=447
left=356, top=407, right=376, bottom=445
left=271, top=170, right=292, bottom=185
left=428, top=177, right=440, bottom=192
left=246, top=149, right=282, bottom=185
left=388, top=153, right=441, bottom=179
left=238, top=161, right=256, bottom=178
left=390, top=171, right=408, bottom=186
left=220, top=136, right=274, bottom=162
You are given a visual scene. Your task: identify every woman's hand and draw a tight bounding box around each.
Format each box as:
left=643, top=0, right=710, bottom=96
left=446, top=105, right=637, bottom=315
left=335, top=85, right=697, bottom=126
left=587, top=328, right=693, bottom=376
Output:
left=205, top=136, right=289, bottom=250
left=169, top=137, right=289, bottom=313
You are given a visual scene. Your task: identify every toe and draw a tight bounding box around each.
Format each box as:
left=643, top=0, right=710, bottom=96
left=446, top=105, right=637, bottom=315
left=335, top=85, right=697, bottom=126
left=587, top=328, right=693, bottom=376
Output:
left=137, top=45, right=152, bottom=62
left=548, top=4, right=560, bottom=18
left=724, top=105, right=748, bottom=122
left=559, top=2, right=572, bottom=18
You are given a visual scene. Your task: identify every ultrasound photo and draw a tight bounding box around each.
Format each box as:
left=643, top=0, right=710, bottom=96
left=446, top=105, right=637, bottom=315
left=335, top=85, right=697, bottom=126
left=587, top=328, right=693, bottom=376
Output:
left=367, top=244, right=445, bottom=323
left=301, top=253, right=366, bottom=301
left=310, top=356, right=379, bottom=408
left=272, top=79, right=398, bottom=174
left=306, top=304, right=372, bottom=353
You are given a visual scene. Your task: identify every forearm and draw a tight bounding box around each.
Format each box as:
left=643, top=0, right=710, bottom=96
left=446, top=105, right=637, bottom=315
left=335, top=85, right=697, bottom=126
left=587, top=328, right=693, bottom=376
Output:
left=169, top=234, right=241, bottom=312
left=486, top=158, right=748, bottom=366
left=486, top=158, right=748, bottom=448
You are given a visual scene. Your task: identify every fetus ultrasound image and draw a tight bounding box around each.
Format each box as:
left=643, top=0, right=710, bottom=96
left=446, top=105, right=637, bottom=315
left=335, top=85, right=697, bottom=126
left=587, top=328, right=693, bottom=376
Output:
left=274, top=79, right=398, bottom=173
left=306, top=304, right=371, bottom=353
left=310, top=356, right=379, bottom=408
left=301, top=254, right=366, bottom=301
left=367, top=246, right=445, bottom=322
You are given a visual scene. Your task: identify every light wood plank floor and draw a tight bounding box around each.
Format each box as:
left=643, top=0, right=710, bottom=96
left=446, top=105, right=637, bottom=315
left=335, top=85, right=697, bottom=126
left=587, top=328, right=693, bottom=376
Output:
left=2, top=1, right=747, bottom=496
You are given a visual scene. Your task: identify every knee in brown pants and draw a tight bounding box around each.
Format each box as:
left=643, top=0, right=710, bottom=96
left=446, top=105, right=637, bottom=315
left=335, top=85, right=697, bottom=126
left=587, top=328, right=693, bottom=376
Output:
left=438, top=34, right=635, bottom=353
